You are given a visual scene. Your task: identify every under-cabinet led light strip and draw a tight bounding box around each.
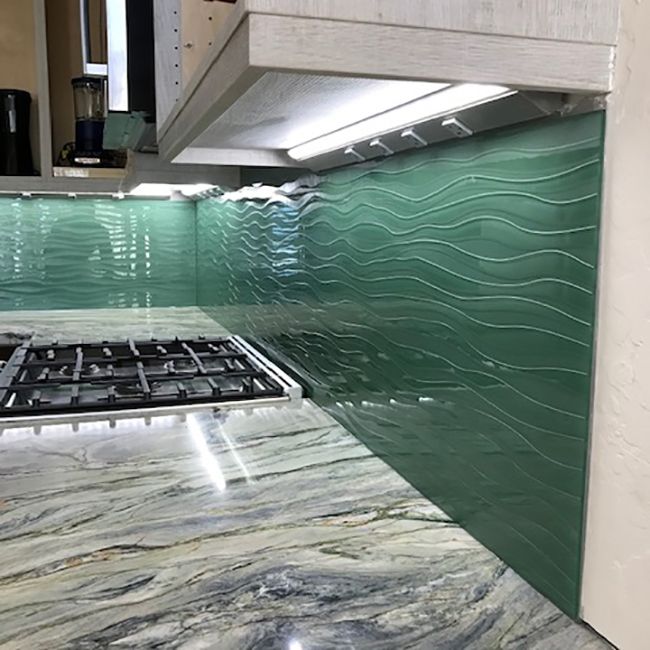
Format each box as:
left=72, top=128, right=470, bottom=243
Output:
left=288, top=83, right=515, bottom=161
left=129, top=183, right=215, bottom=197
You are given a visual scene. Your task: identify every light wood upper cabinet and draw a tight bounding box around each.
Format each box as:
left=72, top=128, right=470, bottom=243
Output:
left=155, top=0, right=620, bottom=169
left=181, top=0, right=234, bottom=86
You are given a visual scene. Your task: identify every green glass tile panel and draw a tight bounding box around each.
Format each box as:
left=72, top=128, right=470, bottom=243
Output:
left=0, top=198, right=196, bottom=310
left=196, top=113, right=605, bottom=617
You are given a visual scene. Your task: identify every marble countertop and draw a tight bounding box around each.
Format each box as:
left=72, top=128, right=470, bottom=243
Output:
left=0, top=309, right=609, bottom=649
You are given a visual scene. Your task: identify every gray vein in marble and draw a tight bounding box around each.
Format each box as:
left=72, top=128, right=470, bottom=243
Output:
left=0, top=306, right=230, bottom=343
left=0, top=308, right=610, bottom=649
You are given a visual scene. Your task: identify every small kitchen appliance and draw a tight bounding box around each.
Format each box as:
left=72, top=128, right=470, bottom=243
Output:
left=71, top=76, right=107, bottom=166
left=0, top=89, right=34, bottom=176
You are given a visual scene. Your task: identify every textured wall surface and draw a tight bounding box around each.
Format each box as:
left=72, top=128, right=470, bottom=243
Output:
left=0, top=198, right=197, bottom=311
left=582, top=2, right=650, bottom=649
left=197, top=113, right=605, bottom=617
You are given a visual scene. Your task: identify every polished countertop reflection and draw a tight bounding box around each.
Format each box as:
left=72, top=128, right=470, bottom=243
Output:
left=0, top=308, right=609, bottom=649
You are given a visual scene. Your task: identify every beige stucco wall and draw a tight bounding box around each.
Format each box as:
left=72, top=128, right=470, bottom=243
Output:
left=581, top=1, right=650, bottom=648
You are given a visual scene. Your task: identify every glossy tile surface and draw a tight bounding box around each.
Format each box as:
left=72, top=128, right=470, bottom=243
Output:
left=0, top=198, right=197, bottom=311
left=197, top=113, right=605, bottom=616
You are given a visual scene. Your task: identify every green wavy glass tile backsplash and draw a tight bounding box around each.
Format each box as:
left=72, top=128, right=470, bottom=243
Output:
left=0, top=198, right=196, bottom=310
left=197, top=113, right=605, bottom=617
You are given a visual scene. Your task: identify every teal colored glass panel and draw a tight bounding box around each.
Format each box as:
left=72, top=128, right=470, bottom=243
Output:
left=197, top=113, right=605, bottom=617
left=0, top=198, right=196, bottom=310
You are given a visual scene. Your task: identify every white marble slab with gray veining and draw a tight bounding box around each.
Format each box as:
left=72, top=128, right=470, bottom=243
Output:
left=0, top=307, right=230, bottom=344
left=0, top=309, right=610, bottom=649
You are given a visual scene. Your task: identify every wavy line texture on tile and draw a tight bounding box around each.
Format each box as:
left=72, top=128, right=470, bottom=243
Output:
left=0, top=198, right=196, bottom=311
left=196, top=112, right=605, bottom=617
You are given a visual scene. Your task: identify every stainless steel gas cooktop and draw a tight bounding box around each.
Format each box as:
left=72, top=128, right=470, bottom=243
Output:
left=0, top=335, right=302, bottom=422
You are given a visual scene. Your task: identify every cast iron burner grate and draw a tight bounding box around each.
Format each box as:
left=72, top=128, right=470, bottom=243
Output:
left=0, top=336, right=301, bottom=420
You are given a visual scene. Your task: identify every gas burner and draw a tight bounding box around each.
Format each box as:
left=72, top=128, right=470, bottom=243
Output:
left=0, top=336, right=302, bottom=421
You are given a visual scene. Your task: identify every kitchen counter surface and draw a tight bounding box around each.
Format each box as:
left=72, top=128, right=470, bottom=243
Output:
left=0, top=309, right=609, bottom=649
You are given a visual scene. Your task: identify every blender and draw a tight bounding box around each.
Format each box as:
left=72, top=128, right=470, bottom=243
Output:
left=71, top=76, right=106, bottom=166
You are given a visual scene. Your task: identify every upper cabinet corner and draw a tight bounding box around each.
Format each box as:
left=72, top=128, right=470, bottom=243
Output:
left=155, top=0, right=620, bottom=170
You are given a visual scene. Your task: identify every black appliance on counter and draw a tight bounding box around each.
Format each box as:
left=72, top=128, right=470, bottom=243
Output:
left=0, top=89, right=34, bottom=176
